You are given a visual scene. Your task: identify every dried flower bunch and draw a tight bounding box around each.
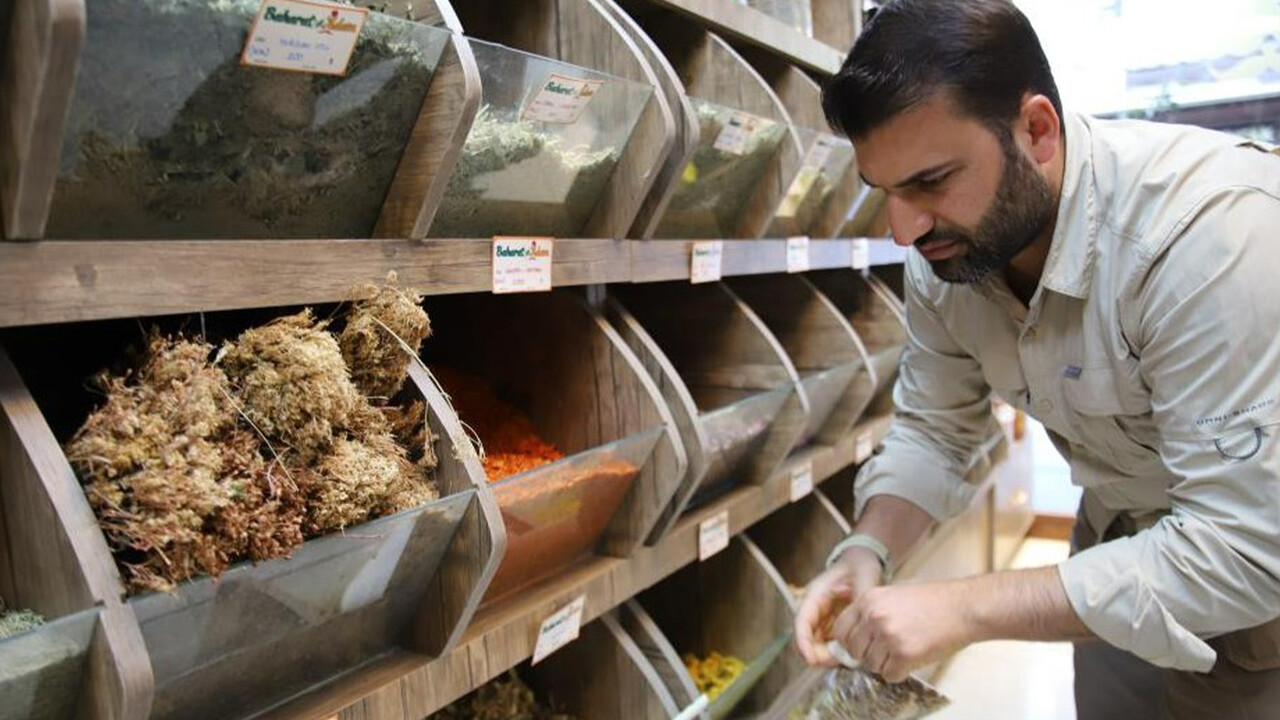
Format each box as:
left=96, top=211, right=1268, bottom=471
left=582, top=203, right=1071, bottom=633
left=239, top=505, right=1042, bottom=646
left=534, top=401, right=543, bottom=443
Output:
left=66, top=282, right=439, bottom=593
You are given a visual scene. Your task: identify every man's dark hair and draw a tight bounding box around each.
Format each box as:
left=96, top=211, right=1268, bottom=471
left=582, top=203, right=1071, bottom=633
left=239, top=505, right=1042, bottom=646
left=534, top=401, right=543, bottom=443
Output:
left=822, top=0, right=1062, bottom=140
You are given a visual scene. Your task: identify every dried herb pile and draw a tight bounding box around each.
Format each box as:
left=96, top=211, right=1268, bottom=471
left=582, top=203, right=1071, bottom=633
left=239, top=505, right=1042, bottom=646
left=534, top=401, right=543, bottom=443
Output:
left=435, top=671, right=578, bottom=720
left=0, top=599, right=44, bottom=641
left=66, top=283, right=439, bottom=593
left=431, top=367, right=564, bottom=480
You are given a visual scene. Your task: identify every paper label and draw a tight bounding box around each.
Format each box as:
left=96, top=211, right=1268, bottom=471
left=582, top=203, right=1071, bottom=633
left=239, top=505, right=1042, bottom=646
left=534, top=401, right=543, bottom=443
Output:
left=521, top=73, right=605, bottom=124
left=241, top=0, right=366, bottom=76
left=492, top=237, right=553, bottom=294
left=691, top=241, right=724, bottom=284
left=713, top=111, right=763, bottom=155
left=855, top=431, right=874, bottom=463
left=786, top=236, right=810, bottom=273
left=698, top=511, right=730, bottom=561
left=790, top=461, right=814, bottom=502
left=532, top=595, right=586, bottom=664
left=851, top=238, right=870, bottom=270
left=803, top=136, right=837, bottom=170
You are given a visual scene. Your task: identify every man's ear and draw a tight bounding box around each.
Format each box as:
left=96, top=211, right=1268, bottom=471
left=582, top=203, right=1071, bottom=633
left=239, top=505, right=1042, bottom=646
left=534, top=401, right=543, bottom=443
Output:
left=1020, top=93, right=1061, bottom=166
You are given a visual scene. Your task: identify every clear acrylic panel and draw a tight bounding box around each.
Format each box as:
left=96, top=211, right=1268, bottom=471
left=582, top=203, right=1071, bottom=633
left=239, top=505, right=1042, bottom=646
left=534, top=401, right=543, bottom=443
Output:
left=47, top=1, right=450, bottom=239
left=0, top=608, right=98, bottom=720
left=429, top=39, right=653, bottom=238
left=485, top=427, right=664, bottom=602
left=697, top=386, right=791, bottom=493
left=771, top=129, right=856, bottom=237
left=130, top=490, right=474, bottom=720
left=796, top=362, right=859, bottom=445
left=656, top=98, right=788, bottom=239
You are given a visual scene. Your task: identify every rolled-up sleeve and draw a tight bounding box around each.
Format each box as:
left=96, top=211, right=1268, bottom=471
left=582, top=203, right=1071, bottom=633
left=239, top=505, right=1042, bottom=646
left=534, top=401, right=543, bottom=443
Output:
left=854, top=257, right=999, bottom=523
left=1059, top=189, right=1280, bottom=672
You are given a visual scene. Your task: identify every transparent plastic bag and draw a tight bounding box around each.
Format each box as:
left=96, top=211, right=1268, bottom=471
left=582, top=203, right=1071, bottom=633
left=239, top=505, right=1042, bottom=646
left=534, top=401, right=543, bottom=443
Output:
left=790, top=666, right=949, bottom=720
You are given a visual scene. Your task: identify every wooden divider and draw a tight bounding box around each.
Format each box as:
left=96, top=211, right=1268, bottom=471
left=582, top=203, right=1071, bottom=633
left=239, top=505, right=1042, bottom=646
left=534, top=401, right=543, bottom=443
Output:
left=0, top=0, right=85, bottom=239
left=806, top=270, right=906, bottom=417
left=616, top=0, right=804, bottom=238
left=607, top=281, right=808, bottom=542
left=727, top=273, right=875, bottom=447
left=445, top=0, right=676, bottom=239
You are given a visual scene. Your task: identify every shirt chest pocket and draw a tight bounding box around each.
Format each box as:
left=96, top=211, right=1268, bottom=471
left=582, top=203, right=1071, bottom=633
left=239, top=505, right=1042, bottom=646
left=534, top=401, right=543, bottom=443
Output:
left=1061, top=363, right=1163, bottom=477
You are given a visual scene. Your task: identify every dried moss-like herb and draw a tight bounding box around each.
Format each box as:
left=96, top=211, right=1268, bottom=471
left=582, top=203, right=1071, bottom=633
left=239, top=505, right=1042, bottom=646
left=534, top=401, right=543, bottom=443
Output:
left=219, top=310, right=363, bottom=461
left=789, top=667, right=949, bottom=720
left=0, top=600, right=45, bottom=640
left=340, top=279, right=430, bottom=400
left=435, top=671, right=577, bottom=720
left=67, top=287, right=440, bottom=593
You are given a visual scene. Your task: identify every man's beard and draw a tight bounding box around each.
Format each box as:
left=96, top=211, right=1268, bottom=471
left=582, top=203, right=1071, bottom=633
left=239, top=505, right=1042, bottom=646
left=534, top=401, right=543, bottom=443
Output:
left=920, top=132, right=1056, bottom=284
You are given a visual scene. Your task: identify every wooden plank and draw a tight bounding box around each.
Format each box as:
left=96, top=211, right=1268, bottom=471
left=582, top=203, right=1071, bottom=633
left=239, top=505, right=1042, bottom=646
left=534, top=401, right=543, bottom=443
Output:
left=0, top=0, right=85, bottom=240
left=0, top=239, right=630, bottom=328
left=559, top=0, right=677, bottom=239
left=627, top=239, right=851, bottom=284
left=630, top=0, right=843, bottom=75
left=374, top=36, right=482, bottom=239
left=256, top=415, right=894, bottom=720
left=810, top=0, right=859, bottom=58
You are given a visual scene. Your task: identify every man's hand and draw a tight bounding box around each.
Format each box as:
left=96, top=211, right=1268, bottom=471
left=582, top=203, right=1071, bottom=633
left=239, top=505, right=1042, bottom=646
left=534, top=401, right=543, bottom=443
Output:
left=794, top=547, right=884, bottom=666
left=832, top=582, right=974, bottom=682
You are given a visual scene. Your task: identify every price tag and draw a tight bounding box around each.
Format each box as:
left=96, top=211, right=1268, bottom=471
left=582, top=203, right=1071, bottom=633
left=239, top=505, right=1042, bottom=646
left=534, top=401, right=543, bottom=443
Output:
left=532, top=595, right=586, bottom=664
left=691, top=241, right=724, bottom=284
left=790, top=461, right=814, bottom=502
left=851, top=239, right=870, bottom=270
left=803, top=136, right=837, bottom=170
left=713, top=111, right=762, bottom=156
left=492, top=237, right=553, bottom=294
left=855, top=432, right=875, bottom=463
left=241, top=0, right=367, bottom=76
left=786, top=236, right=810, bottom=273
left=521, top=73, right=605, bottom=124
left=698, top=511, right=730, bottom=561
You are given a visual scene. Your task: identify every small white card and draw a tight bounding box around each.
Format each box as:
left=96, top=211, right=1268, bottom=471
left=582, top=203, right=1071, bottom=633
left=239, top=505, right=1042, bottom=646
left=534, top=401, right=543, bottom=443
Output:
left=532, top=594, right=587, bottom=664
left=691, top=241, right=724, bottom=284
left=786, top=236, right=810, bottom=273
left=521, top=73, right=605, bottom=125
left=713, top=111, right=762, bottom=156
left=851, top=238, right=870, bottom=270
left=698, top=511, right=730, bottom=561
left=855, top=431, right=875, bottom=463
left=241, top=0, right=367, bottom=76
left=492, top=237, right=553, bottom=294
left=803, top=136, right=837, bottom=170
left=790, top=461, right=814, bottom=502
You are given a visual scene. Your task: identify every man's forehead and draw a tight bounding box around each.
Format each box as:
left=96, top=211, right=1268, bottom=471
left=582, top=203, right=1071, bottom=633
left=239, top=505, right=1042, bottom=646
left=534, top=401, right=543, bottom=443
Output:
left=854, top=95, right=992, bottom=187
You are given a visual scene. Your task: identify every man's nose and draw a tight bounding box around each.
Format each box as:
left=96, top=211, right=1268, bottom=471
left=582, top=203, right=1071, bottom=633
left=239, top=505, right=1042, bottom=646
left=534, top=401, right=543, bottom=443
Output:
left=886, top=194, right=934, bottom=247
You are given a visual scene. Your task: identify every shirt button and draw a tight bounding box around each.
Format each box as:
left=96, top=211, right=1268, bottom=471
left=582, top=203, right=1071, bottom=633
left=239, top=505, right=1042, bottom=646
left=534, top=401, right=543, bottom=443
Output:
left=1024, top=328, right=1038, bottom=340
left=1037, top=398, right=1054, bottom=413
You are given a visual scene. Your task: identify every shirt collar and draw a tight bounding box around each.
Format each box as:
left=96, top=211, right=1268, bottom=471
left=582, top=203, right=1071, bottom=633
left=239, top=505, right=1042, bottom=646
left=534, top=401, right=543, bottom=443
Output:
left=1037, top=110, right=1099, bottom=300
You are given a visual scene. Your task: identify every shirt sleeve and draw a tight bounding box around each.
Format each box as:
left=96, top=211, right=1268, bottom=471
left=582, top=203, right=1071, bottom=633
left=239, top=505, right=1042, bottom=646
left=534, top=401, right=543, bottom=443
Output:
left=1058, top=188, right=1280, bottom=673
left=853, top=256, right=1000, bottom=523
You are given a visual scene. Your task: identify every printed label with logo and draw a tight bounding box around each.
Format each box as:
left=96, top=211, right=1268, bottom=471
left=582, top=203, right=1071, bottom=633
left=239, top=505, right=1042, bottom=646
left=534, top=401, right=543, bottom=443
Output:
left=522, top=74, right=606, bottom=124
left=241, top=0, right=367, bottom=76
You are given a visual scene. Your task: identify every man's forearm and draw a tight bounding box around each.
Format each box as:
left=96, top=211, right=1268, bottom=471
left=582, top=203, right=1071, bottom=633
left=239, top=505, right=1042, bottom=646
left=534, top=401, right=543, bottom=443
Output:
left=959, top=566, right=1096, bottom=643
left=849, top=494, right=936, bottom=567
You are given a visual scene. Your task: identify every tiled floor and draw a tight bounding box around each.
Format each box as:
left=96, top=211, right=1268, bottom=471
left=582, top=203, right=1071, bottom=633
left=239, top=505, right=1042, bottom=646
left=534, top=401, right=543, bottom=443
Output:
left=928, top=538, right=1077, bottom=720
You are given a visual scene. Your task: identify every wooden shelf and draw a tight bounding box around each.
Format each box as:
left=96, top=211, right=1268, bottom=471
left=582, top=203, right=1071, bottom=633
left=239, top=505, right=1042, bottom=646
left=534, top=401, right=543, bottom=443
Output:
left=0, top=238, right=899, bottom=328
left=632, top=0, right=845, bottom=74
left=255, top=414, right=892, bottom=720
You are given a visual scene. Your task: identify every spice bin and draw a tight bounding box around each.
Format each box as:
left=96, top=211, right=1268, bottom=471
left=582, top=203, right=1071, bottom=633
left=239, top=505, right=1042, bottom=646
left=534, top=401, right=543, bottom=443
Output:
left=0, top=308, right=505, bottom=720
left=616, top=3, right=804, bottom=239
left=727, top=274, right=875, bottom=448
left=40, top=0, right=457, bottom=240
left=630, top=536, right=799, bottom=719
left=427, top=41, right=653, bottom=239
left=420, top=291, right=685, bottom=605
left=433, top=0, right=676, bottom=239
left=748, top=490, right=851, bottom=603
left=807, top=270, right=907, bottom=418
left=607, top=281, right=807, bottom=540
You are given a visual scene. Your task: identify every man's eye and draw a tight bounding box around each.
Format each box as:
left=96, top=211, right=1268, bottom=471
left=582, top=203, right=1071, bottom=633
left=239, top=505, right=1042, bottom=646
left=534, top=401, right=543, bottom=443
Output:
left=917, top=173, right=950, bottom=189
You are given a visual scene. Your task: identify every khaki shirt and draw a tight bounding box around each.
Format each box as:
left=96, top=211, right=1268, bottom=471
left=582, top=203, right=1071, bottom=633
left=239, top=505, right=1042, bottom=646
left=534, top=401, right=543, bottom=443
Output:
left=855, top=110, right=1280, bottom=672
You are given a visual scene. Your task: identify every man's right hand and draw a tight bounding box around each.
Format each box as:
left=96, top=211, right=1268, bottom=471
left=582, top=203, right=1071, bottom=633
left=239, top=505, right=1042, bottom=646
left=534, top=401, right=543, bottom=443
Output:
left=794, top=546, right=886, bottom=666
